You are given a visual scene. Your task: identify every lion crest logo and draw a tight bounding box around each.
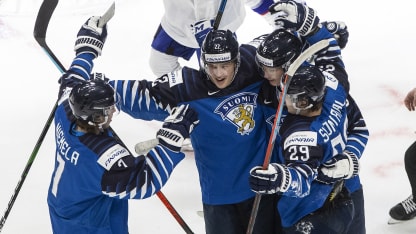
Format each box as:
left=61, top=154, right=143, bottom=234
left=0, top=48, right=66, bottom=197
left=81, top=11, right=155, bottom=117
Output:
left=214, top=92, right=257, bottom=135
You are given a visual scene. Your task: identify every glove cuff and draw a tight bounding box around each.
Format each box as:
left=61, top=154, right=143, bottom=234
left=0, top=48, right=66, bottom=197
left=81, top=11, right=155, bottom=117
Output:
left=75, top=36, right=104, bottom=57
left=344, top=151, right=359, bottom=179
left=299, top=7, right=319, bottom=36
left=272, top=163, right=291, bottom=193
left=157, top=128, right=185, bottom=152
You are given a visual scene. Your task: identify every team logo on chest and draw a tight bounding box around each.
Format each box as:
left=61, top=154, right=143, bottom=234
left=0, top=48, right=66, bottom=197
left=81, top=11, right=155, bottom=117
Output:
left=214, top=92, right=257, bottom=135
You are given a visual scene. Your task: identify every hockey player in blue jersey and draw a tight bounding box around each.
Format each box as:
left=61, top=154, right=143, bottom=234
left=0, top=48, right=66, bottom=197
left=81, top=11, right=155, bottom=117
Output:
left=46, top=17, right=199, bottom=234
left=112, top=29, right=281, bottom=234
left=149, top=0, right=277, bottom=151
left=63, top=2, right=352, bottom=233
left=73, top=15, right=282, bottom=233
left=253, top=1, right=369, bottom=232
left=250, top=65, right=355, bottom=233
left=255, top=29, right=368, bottom=233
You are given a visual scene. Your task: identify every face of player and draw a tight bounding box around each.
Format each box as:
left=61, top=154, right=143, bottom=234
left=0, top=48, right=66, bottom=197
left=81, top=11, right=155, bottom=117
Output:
left=205, top=61, right=236, bottom=89
left=260, top=66, right=285, bottom=87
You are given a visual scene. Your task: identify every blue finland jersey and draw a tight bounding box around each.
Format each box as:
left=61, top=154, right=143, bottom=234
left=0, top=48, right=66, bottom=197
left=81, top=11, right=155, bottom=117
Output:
left=108, top=44, right=270, bottom=205
left=47, top=53, right=186, bottom=233
left=277, top=87, right=348, bottom=227
left=259, top=26, right=369, bottom=198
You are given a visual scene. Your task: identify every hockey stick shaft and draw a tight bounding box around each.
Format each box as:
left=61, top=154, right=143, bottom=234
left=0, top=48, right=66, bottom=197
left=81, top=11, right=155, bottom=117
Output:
left=246, top=39, right=331, bottom=234
left=33, top=1, right=194, bottom=233
left=156, top=192, right=194, bottom=234
left=213, top=0, right=228, bottom=30
left=0, top=0, right=60, bottom=232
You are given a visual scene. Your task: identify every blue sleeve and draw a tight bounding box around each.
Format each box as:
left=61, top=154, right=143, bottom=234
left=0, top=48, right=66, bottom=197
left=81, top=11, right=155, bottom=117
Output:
left=109, top=79, right=169, bottom=121
left=345, top=95, right=369, bottom=158
left=304, top=26, right=350, bottom=92
left=58, top=53, right=96, bottom=99
left=98, top=142, right=185, bottom=199
left=67, top=53, right=95, bottom=79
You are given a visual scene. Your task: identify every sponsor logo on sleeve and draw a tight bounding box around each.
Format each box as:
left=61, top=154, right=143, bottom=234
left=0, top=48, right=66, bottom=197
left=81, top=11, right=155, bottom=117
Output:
left=97, top=144, right=129, bottom=170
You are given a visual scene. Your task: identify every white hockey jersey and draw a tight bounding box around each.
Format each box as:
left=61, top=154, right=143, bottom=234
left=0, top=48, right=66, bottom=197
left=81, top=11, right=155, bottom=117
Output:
left=160, top=0, right=269, bottom=48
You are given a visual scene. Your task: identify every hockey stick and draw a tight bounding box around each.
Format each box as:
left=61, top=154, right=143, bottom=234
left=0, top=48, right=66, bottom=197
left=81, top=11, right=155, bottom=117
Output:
left=134, top=0, right=229, bottom=155
left=246, top=39, right=331, bottom=234
left=213, top=0, right=228, bottom=30
left=32, top=1, right=194, bottom=234
left=0, top=0, right=60, bottom=232
left=0, top=1, right=115, bottom=232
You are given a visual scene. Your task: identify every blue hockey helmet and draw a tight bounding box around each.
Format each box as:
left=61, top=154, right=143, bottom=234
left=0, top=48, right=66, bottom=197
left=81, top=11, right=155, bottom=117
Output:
left=286, top=65, right=326, bottom=111
left=201, top=29, right=239, bottom=65
left=255, top=29, right=302, bottom=70
left=69, top=78, right=118, bottom=125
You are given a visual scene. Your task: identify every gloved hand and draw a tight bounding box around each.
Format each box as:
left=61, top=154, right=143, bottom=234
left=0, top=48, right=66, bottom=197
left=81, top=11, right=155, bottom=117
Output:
left=321, top=21, right=349, bottom=49
left=157, top=104, right=199, bottom=152
left=249, top=163, right=291, bottom=194
left=269, top=0, right=319, bottom=36
left=317, top=151, right=359, bottom=184
left=192, top=19, right=213, bottom=47
left=74, top=16, right=108, bottom=58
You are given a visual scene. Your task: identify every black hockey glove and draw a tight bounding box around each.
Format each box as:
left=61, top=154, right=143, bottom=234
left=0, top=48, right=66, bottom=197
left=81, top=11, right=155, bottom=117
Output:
left=249, top=163, right=291, bottom=194
left=321, top=21, right=349, bottom=49
left=74, top=16, right=108, bottom=58
left=157, top=104, right=199, bottom=152
left=269, top=0, right=319, bottom=37
left=317, top=151, right=359, bottom=184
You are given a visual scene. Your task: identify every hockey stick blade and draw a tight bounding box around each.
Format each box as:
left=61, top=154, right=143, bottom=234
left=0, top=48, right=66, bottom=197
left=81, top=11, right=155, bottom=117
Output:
left=135, top=138, right=159, bottom=155
left=33, top=0, right=58, bottom=41
left=0, top=0, right=61, bottom=232
left=98, top=2, right=115, bottom=27
left=387, top=217, right=416, bottom=225
left=33, top=0, right=65, bottom=72
left=134, top=138, right=195, bottom=155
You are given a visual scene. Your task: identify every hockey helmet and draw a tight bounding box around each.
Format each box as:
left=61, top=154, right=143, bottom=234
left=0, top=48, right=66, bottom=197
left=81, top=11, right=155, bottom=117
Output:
left=286, top=65, right=326, bottom=111
left=201, top=29, right=239, bottom=65
left=256, top=29, right=302, bottom=70
left=69, top=78, right=118, bottom=125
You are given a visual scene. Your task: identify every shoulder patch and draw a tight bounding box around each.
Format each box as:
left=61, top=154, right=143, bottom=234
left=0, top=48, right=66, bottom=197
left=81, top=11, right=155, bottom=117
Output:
left=284, top=131, right=317, bottom=149
left=324, top=72, right=339, bottom=91
left=97, top=144, right=129, bottom=170
left=167, top=70, right=183, bottom=87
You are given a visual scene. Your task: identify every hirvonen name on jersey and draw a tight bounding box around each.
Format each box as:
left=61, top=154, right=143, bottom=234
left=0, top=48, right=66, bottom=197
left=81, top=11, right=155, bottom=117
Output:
left=215, top=92, right=257, bottom=135
left=56, top=122, right=80, bottom=165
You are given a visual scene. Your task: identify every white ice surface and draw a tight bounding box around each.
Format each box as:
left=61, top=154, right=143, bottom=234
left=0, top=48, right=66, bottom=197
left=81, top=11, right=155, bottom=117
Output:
left=1, top=0, right=416, bottom=233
